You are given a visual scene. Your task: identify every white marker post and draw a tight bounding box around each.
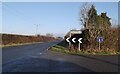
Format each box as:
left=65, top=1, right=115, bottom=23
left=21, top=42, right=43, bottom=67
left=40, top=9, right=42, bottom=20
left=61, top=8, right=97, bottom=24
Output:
left=78, top=38, right=82, bottom=51
left=69, top=33, right=71, bottom=48
left=78, top=43, right=81, bottom=51
left=99, top=41, right=100, bottom=50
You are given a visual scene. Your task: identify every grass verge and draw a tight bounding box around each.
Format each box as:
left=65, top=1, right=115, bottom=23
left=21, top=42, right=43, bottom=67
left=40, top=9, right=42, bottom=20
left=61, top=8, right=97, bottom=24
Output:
left=49, top=41, right=120, bottom=55
left=0, top=42, right=43, bottom=48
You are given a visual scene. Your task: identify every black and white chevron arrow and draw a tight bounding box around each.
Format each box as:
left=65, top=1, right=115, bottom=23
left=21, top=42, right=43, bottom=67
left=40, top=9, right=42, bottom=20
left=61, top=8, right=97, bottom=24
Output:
left=66, top=37, right=82, bottom=44
left=78, top=38, right=82, bottom=43
left=66, top=37, right=70, bottom=43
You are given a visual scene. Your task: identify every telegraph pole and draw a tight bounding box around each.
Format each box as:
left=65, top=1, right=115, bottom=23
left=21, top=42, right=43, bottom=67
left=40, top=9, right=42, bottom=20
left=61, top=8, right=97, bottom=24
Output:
left=34, top=24, right=40, bottom=36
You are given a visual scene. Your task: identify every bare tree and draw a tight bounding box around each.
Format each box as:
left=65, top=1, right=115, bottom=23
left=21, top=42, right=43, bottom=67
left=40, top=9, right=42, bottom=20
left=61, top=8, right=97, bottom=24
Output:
left=80, top=3, right=92, bottom=29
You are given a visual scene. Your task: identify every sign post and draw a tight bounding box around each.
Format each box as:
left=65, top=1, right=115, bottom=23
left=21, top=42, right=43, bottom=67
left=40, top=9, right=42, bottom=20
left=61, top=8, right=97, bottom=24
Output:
left=97, top=36, right=103, bottom=50
left=69, top=33, right=71, bottom=48
left=78, top=43, right=81, bottom=51
left=78, top=38, right=82, bottom=51
left=99, top=41, right=100, bottom=50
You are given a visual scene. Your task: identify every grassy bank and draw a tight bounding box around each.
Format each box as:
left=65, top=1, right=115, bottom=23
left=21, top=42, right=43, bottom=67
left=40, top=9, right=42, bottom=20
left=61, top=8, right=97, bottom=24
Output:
left=49, top=41, right=120, bottom=55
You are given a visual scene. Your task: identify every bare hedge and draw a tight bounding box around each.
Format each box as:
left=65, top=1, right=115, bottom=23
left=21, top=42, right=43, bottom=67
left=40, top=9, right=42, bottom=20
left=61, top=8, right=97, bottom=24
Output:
left=1, top=34, right=56, bottom=45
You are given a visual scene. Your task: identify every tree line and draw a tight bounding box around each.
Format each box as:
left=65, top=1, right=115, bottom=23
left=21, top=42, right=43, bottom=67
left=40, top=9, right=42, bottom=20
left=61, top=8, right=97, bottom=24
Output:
left=80, top=3, right=119, bottom=52
left=65, top=3, right=119, bottom=53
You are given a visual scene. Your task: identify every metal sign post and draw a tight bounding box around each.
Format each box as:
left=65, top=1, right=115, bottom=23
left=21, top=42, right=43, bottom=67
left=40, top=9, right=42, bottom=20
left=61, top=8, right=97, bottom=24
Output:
left=99, top=41, right=100, bottom=50
left=69, top=33, right=71, bottom=48
left=78, top=38, right=82, bottom=51
left=78, top=43, right=80, bottom=51
left=97, top=36, right=103, bottom=50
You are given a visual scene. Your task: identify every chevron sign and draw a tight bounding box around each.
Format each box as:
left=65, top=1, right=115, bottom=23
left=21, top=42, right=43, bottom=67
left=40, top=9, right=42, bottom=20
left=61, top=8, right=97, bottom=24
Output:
left=66, top=37, right=82, bottom=44
left=66, top=30, right=83, bottom=51
left=66, top=34, right=83, bottom=44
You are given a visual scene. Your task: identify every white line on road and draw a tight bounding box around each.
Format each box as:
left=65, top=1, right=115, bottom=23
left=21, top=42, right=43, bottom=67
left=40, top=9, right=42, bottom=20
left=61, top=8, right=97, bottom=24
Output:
left=39, top=53, right=42, bottom=55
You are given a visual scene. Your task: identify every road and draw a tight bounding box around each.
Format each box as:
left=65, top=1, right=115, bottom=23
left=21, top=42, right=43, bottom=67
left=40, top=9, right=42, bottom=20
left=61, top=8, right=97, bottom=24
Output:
left=2, top=41, right=119, bottom=72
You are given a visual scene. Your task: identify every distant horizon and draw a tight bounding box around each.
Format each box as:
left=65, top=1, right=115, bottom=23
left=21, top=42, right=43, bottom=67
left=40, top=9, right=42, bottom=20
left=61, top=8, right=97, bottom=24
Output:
left=2, top=2, right=118, bottom=37
left=0, top=32, right=56, bottom=37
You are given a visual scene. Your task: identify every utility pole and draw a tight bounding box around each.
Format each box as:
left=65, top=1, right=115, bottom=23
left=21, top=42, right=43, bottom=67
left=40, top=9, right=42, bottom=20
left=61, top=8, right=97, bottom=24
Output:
left=34, top=24, right=40, bottom=36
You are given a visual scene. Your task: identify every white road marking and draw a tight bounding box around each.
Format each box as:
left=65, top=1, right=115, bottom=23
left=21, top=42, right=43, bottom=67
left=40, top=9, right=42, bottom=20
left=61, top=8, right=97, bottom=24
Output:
left=39, top=53, right=42, bottom=55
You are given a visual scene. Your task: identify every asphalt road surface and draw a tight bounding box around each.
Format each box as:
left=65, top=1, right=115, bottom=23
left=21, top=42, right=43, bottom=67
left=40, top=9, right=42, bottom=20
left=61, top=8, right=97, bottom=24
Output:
left=2, top=41, right=119, bottom=72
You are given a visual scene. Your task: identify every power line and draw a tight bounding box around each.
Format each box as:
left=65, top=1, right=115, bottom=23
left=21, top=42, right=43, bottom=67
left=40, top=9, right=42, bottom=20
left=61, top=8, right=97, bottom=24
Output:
left=2, top=2, right=40, bottom=35
left=3, top=3, right=35, bottom=25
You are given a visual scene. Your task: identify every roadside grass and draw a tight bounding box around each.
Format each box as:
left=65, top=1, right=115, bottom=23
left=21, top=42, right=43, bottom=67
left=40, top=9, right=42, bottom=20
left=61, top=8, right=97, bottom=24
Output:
left=0, top=42, right=43, bottom=48
left=49, top=41, right=120, bottom=55
left=0, top=40, right=56, bottom=48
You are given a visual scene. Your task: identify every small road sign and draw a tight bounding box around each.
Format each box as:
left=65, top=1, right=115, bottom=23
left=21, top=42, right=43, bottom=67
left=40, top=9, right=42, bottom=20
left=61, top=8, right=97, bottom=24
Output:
left=97, top=36, right=103, bottom=50
left=70, top=30, right=82, bottom=34
left=97, top=36, right=103, bottom=43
